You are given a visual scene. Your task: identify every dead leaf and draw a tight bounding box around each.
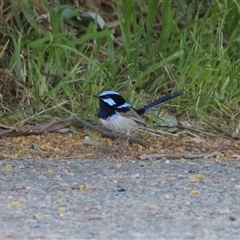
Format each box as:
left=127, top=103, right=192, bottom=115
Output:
left=0, top=117, right=73, bottom=138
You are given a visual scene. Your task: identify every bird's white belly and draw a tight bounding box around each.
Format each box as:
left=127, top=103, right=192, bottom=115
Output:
left=99, top=114, right=139, bottom=135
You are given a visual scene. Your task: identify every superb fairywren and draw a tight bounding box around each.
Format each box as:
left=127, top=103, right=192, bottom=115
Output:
left=96, top=90, right=184, bottom=136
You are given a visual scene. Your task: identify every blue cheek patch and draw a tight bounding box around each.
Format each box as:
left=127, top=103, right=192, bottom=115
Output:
left=117, top=102, right=131, bottom=108
left=103, top=98, right=116, bottom=106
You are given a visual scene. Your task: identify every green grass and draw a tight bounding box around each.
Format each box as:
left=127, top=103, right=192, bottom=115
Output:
left=0, top=0, right=239, bottom=135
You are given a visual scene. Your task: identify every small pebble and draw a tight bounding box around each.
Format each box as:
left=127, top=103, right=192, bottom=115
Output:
left=164, top=194, right=171, bottom=200
left=117, top=187, right=126, bottom=192
left=29, top=143, right=39, bottom=149
left=229, top=216, right=236, bottom=221
left=132, top=173, right=141, bottom=179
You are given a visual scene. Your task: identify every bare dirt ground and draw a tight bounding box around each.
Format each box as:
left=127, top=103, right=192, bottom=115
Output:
left=0, top=129, right=240, bottom=239
left=0, top=157, right=240, bottom=239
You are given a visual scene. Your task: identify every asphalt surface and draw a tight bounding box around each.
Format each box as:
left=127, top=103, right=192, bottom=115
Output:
left=0, top=157, right=240, bottom=239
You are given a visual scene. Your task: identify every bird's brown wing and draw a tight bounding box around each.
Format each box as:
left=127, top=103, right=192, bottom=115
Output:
left=119, top=108, right=146, bottom=126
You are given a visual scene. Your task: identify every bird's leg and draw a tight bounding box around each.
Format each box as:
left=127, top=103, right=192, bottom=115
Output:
left=113, top=132, right=130, bottom=152
left=113, top=135, right=121, bottom=146
left=125, top=131, right=131, bottom=146
left=112, top=133, right=124, bottom=149
left=111, top=132, right=131, bottom=153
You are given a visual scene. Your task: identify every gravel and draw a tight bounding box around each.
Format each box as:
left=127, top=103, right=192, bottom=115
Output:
left=0, top=158, right=240, bottom=239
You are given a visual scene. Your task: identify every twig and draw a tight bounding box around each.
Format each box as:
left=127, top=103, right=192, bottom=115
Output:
left=142, top=127, right=177, bottom=138
left=178, top=124, right=220, bottom=137
left=74, top=117, right=146, bottom=147
left=17, top=101, right=68, bottom=126
left=0, top=68, right=27, bottom=87
left=0, top=186, right=26, bottom=191
left=0, top=177, right=17, bottom=184
left=141, top=151, right=220, bottom=160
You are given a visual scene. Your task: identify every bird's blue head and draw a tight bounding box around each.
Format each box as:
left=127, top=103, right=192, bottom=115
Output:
left=96, top=90, right=131, bottom=119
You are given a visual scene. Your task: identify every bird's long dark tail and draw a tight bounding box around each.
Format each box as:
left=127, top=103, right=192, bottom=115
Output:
left=136, top=90, right=185, bottom=115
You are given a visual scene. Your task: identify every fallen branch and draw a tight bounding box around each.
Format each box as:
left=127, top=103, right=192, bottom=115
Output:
left=141, top=151, right=220, bottom=160
left=0, top=117, right=72, bottom=137
left=74, top=117, right=146, bottom=147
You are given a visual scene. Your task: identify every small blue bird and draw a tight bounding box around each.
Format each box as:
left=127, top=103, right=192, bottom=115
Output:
left=96, top=90, right=184, bottom=137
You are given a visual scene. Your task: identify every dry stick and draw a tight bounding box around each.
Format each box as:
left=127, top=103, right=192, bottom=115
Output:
left=178, top=123, right=220, bottom=137
left=0, top=177, right=26, bottom=191
left=74, top=117, right=146, bottom=147
left=17, top=101, right=68, bottom=126
left=141, top=151, right=220, bottom=160
left=0, top=186, right=26, bottom=191
left=0, top=68, right=27, bottom=87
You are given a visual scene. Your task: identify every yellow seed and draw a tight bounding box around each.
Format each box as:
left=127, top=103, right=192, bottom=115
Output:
left=61, top=183, right=68, bottom=188
left=79, top=184, right=85, bottom=191
left=180, top=158, right=186, bottom=162
left=11, top=201, right=20, bottom=208
left=6, top=164, right=12, bottom=171
left=58, top=207, right=65, bottom=213
left=218, top=210, right=224, bottom=214
left=116, top=163, right=122, bottom=168
left=194, top=174, right=204, bottom=181
left=56, top=199, right=62, bottom=204
left=190, top=189, right=200, bottom=195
